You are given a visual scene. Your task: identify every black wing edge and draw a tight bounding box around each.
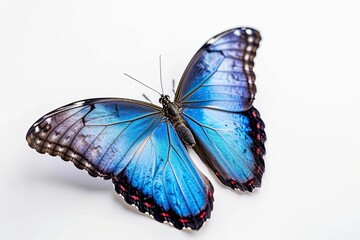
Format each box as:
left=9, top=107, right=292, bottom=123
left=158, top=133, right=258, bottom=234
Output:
left=203, top=26, right=261, bottom=48
left=112, top=173, right=214, bottom=230
left=194, top=107, right=266, bottom=192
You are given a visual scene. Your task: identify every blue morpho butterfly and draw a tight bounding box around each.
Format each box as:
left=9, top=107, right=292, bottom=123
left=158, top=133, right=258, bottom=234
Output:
left=26, top=27, right=266, bottom=230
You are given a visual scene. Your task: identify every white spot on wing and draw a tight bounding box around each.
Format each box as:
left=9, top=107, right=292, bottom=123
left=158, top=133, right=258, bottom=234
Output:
left=234, top=29, right=241, bottom=36
left=75, top=101, right=86, bottom=106
left=207, top=38, right=216, bottom=45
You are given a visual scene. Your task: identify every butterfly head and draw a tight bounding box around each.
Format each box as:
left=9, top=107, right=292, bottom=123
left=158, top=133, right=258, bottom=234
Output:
left=159, top=94, right=171, bottom=106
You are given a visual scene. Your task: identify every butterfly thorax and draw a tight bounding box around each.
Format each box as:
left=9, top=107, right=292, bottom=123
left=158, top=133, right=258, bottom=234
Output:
left=159, top=94, right=196, bottom=147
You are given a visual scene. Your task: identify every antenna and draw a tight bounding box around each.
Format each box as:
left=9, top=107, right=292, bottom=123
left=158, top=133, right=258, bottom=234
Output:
left=142, top=94, right=153, bottom=103
left=172, top=79, right=176, bottom=95
left=123, top=73, right=162, bottom=96
left=159, top=55, right=164, bottom=95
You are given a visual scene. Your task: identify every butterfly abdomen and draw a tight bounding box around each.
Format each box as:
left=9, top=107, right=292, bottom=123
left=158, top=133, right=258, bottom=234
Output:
left=174, top=122, right=196, bottom=147
left=163, top=101, right=196, bottom=147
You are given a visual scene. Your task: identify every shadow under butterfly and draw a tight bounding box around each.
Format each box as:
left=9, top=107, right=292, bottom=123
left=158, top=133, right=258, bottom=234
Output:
left=26, top=27, right=266, bottom=230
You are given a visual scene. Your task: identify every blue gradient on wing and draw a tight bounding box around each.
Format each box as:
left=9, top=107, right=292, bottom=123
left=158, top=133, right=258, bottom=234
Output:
left=175, top=27, right=261, bottom=112
left=26, top=98, right=213, bottom=220
left=26, top=98, right=163, bottom=178
left=122, top=121, right=210, bottom=216
left=182, top=107, right=256, bottom=184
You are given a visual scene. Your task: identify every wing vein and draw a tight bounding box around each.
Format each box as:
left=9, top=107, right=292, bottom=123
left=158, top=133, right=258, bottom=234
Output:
left=111, top=115, right=163, bottom=174
left=177, top=55, right=225, bottom=103
left=165, top=123, right=193, bottom=218
left=86, top=112, right=161, bottom=126
left=128, top=135, right=151, bottom=185
left=51, top=117, right=84, bottom=153
left=62, top=118, right=88, bottom=157
left=85, top=122, right=131, bottom=170
left=41, top=106, right=90, bottom=149
left=183, top=113, right=248, bottom=180
left=211, top=128, right=253, bottom=180
left=185, top=115, right=240, bottom=180
left=161, top=130, right=173, bottom=216
left=76, top=125, right=108, bottom=167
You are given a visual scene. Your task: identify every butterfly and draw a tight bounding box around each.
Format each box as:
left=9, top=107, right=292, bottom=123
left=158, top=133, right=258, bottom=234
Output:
left=26, top=27, right=266, bottom=230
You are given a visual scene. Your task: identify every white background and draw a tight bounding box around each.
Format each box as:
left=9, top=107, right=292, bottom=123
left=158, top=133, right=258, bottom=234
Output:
left=1, top=1, right=360, bottom=239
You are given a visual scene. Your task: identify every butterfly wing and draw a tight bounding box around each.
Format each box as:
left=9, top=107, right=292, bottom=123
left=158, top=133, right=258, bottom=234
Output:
left=175, top=27, right=261, bottom=111
left=26, top=98, right=162, bottom=179
left=175, top=27, right=266, bottom=191
left=182, top=107, right=265, bottom=191
left=113, top=121, right=213, bottom=230
left=26, top=98, right=213, bottom=230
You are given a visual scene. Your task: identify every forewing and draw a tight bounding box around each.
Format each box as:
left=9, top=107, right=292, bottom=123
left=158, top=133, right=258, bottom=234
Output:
left=182, top=107, right=266, bottom=192
left=175, top=27, right=261, bottom=112
left=112, top=121, right=214, bottom=230
left=26, top=98, right=163, bottom=179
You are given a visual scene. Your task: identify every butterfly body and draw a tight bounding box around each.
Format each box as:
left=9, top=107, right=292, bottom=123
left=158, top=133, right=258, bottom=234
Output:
left=26, top=27, right=266, bottom=230
left=160, top=94, right=196, bottom=147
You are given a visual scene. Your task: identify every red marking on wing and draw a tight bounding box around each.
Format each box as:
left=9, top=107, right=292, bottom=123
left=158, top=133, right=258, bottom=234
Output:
left=143, top=202, right=152, bottom=208
left=199, top=211, right=207, bottom=219
left=256, top=147, right=261, bottom=155
left=131, top=195, right=139, bottom=201
left=161, top=213, right=170, bottom=217
left=119, top=185, right=126, bottom=192
left=257, top=133, right=261, bottom=140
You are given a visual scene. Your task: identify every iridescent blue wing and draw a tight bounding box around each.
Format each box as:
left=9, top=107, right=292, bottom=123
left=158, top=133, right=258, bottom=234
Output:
left=26, top=98, right=162, bottom=179
left=113, top=121, right=213, bottom=230
left=175, top=27, right=261, bottom=111
left=175, top=27, right=266, bottom=191
left=182, top=107, right=265, bottom=192
left=26, top=98, right=213, bottom=230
